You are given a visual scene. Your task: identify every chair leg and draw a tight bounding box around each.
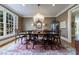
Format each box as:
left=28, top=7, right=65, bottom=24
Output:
left=15, top=38, right=16, bottom=44
left=44, top=41, right=46, bottom=50
left=15, top=38, right=16, bottom=43
left=26, top=41, right=28, bottom=49
left=44, top=45, right=46, bottom=50
left=58, top=38, right=62, bottom=47
left=21, top=37, right=23, bottom=44
left=32, top=44, right=34, bottom=49
left=51, top=45, right=52, bottom=49
left=15, top=38, right=18, bottom=43
left=26, top=44, right=28, bottom=49
left=51, top=40, right=52, bottom=49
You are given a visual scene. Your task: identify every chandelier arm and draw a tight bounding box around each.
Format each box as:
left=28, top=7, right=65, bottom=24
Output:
left=33, top=4, right=44, bottom=22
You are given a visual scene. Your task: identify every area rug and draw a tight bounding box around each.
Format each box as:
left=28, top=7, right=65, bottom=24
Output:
left=0, top=39, right=76, bottom=55
left=0, top=44, right=76, bottom=55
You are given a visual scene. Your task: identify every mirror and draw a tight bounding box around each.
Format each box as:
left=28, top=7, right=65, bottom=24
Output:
left=35, top=20, right=42, bottom=29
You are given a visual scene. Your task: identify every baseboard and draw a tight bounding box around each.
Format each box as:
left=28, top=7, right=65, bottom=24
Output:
left=61, top=36, right=72, bottom=47
left=61, top=36, right=76, bottom=48
left=61, top=36, right=71, bottom=43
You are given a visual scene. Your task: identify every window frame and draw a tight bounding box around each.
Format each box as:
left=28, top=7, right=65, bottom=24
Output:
left=0, top=6, right=18, bottom=40
left=0, top=10, right=4, bottom=36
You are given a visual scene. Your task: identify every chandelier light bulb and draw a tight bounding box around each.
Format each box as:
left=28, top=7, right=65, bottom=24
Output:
left=22, top=4, right=25, bottom=6
left=33, top=13, right=44, bottom=22
left=52, top=4, right=55, bottom=6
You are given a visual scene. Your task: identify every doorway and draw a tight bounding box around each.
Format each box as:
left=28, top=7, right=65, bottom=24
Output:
left=71, top=6, right=79, bottom=54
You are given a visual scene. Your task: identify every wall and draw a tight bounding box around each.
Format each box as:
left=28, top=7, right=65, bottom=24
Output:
left=44, top=17, right=56, bottom=30
left=23, top=17, right=34, bottom=30
left=23, top=17, right=56, bottom=31
left=0, top=5, right=19, bottom=40
left=56, top=5, right=77, bottom=48
left=18, top=16, right=24, bottom=32
left=56, top=11, right=68, bottom=38
left=56, top=5, right=77, bottom=39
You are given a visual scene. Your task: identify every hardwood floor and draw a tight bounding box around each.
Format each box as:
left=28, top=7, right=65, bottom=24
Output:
left=0, top=37, right=15, bottom=47
left=1, top=41, right=15, bottom=49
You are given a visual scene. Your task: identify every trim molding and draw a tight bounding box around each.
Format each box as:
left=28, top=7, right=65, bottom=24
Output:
left=20, top=4, right=75, bottom=17
left=56, top=4, right=75, bottom=17
left=61, top=36, right=71, bottom=43
left=67, top=5, right=79, bottom=42
left=0, top=34, right=15, bottom=40
left=2, top=4, right=75, bottom=17
left=22, top=16, right=56, bottom=18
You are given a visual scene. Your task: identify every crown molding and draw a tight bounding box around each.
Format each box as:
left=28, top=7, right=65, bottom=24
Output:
left=22, top=16, right=56, bottom=18
left=2, top=4, right=75, bottom=18
left=56, top=4, right=75, bottom=17
left=71, top=5, right=79, bottom=13
left=23, top=5, right=75, bottom=18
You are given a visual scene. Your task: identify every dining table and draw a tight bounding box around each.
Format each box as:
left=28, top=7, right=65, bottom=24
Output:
left=18, top=31, right=61, bottom=49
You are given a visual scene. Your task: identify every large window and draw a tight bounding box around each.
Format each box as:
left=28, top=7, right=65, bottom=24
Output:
left=0, top=6, right=18, bottom=39
left=0, top=11, right=3, bottom=36
left=75, top=14, right=79, bottom=35
left=6, top=13, right=14, bottom=34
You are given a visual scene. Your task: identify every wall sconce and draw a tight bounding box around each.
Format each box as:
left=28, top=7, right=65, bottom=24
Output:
left=31, top=23, right=34, bottom=26
left=43, top=23, right=45, bottom=26
left=52, top=4, right=55, bottom=6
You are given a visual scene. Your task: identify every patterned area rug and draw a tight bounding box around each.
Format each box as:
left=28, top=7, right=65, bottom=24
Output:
left=0, top=39, right=76, bottom=55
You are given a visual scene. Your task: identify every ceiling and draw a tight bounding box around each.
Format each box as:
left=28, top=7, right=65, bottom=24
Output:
left=72, top=5, right=79, bottom=16
left=3, top=4, right=74, bottom=17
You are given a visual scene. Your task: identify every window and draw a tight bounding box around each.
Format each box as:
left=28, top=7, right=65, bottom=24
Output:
left=6, top=13, right=14, bottom=34
left=0, top=11, right=3, bottom=36
left=0, top=6, right=18, bottom=39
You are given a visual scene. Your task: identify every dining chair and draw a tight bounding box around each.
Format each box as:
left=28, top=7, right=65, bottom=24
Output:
left=53, top=32, right=62, bottom=49
left=31, top=31, right=44, bottom=49
left=15, top=29, right=21, bottom=43
left=43, top=31, right=53, bottom=49
left=25, top=31, right=32, bottom=49
left=32, top=34, right=38, bottom=49
left=15, top=30, right=26, bottom=44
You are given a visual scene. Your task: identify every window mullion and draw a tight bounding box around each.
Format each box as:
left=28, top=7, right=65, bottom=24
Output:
left=13, top=15, right=15, bottom=34
left=3, top=11, right=6, bottom=36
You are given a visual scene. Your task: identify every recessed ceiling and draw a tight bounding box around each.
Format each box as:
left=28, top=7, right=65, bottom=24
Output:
left=3, top=4, right=74, bottom=17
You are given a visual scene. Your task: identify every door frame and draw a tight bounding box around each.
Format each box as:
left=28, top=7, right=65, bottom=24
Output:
left=68, top=5, right=79, bottom=42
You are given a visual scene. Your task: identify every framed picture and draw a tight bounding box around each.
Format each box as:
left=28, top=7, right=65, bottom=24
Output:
left=60, top=21, right=66, bottom=28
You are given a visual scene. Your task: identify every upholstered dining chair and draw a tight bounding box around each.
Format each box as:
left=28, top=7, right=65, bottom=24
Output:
left=26, top=30, right=34, bottom=49
left=31, top=31, right=44, bottom=49
left=15, top=29, right=26, bottom=44
left=52, top=31, right=62, bottom=49
left=15, top=29, right=20, bottom=43
left=42, top=31, right=53, bottom=49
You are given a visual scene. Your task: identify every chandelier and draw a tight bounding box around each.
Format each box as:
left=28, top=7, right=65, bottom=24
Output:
left=33, top=4, right=44, bottom=22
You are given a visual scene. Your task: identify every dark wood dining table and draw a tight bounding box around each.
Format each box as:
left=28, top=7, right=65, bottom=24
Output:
left=19, top=32, right=59, bottom=37
left=19, top=32, right=59, bottom=41
left=18, top=31, right=61, bottom=49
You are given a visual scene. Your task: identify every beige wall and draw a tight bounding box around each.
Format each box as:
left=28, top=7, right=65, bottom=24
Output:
left=23, top=17, right=56, bottom=31
left=23, top=17, right=34, bottom=30
left=56, top=11, right=68, bottom=38
left=43, top=17, right=56, bottom=30
left=18, top=16, right=24, bottom=32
